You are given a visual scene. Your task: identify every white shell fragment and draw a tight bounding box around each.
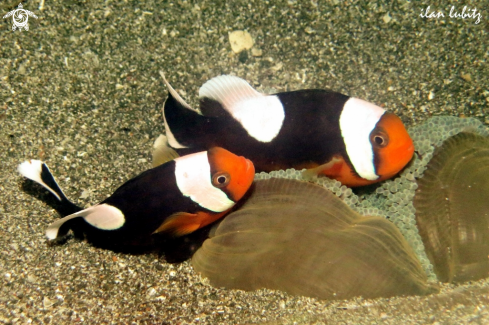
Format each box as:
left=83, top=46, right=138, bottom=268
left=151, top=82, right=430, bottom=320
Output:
left=228, top=30, right=254, bottom=53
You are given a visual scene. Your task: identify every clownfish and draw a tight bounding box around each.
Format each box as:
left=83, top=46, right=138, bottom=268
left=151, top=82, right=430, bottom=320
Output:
left=156, top=73, right=414, bottom=187
left=18, top=148, right=255, bottom=249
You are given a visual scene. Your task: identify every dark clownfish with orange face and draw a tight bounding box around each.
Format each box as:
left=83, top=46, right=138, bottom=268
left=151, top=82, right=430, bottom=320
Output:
left=18, top=148, right=255, bottom=250
left=156, top=73, right=414, bottom=187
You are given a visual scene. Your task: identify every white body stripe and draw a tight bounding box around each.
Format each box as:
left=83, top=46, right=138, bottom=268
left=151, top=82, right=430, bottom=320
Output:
left=339, top=98, right=385, bottom=180
left=230, top=95, right=285, bottom=142
left=199, top=75, right=285, bottom=142
left=83, top=204, right=126, bottom=230
left=46, top=204, right=125, bottom=240
left=174, top=151, right=235, bottom=212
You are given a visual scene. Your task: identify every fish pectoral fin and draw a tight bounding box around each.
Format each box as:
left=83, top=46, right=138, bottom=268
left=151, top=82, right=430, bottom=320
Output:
left=302, top=157, right=345, bottom=180
left=153, top=211, right=227, bottom=237
left=152, top=134, right=180, bottom=167
left=153, top=212, right=202, bottom=237
left=46, top=204, right=125, bottom=240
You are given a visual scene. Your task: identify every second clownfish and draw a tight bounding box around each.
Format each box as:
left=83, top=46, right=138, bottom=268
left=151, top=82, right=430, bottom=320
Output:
left=18, top=147, right=255, bottom=250
left=156, top=73, right=414, bottom=187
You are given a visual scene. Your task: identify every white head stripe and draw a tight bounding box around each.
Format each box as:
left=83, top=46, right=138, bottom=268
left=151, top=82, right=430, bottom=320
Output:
left=199, top=75, right=285, bottom=142
left=339, top=98, right=386, bottom=180
left=174, top=151, right=235, bottom=212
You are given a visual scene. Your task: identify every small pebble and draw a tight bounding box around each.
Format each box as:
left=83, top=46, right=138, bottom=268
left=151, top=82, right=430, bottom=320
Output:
left=460, top=73, right=471, bottom=82
left=251, top=48, right=263, bottom=57
left=43, top=297, right=55, bottom=309
left=26, top=275, right=37, bottom=283
left=146, top=287, right=157, bottom=298
left=228, top=30, right=254, bottom=53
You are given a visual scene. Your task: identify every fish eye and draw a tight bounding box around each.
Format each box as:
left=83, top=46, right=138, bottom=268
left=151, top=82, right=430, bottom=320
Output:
left=371, top=130, right=389, bottom=148
left=212, top=172, right=230, bottom=188
left=374, top=135, right=385, bottom=145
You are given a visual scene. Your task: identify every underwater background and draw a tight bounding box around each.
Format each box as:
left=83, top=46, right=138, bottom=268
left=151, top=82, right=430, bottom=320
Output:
left=1, top=0, right=488, bottom=323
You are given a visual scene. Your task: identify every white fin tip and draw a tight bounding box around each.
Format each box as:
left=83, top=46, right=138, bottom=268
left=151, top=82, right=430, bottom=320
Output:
left=18, top=160, right=62, bottom=201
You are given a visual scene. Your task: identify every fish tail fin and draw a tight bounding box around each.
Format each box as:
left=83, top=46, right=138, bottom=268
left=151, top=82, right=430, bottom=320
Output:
left=159, top=71, right=209, bottom=150
left=152, top=134, right=180, bottom=167
left=18, top=160, right=81, bottom=216
left=45, top=212, right=84, bottom=240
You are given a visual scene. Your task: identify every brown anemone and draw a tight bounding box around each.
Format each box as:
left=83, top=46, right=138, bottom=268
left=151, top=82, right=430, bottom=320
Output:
left=193, top=178, right=434, bottom=300
left=414, top=132, right=489, bottom=283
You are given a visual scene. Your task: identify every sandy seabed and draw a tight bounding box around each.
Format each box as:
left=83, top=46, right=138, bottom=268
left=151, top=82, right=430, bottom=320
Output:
left=1, top=0, right=488, bottom=324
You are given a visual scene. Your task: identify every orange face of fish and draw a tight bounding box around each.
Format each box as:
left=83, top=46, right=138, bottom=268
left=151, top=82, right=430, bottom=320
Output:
left=158, top=148, right=255, bottom=236
left=318, top=113, right=414, bottom=187
left=207, top=147, right=255, bottom=202
left=371, top=112, right=414, bottom=182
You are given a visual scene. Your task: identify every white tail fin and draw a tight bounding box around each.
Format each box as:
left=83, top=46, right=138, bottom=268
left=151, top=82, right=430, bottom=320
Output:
left=18, top=160, right=63, bottom=201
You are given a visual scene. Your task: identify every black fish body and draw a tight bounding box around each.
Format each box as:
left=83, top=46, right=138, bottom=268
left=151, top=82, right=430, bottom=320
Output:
left=201, top=90, right=349, bottom=170
left=159, top=74, right=414, bottom=187
left=18, top=148, right=255, bottom=252
left=71, top=161, right=207, bottom=246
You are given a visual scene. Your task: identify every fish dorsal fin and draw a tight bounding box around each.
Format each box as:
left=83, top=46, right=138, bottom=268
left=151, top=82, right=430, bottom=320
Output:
left=199, top=75, right=261, bottom=115
left=159, top=71, right=194, bottom=111
left=152, top=134, right=180, bottom=167
left=160, top=71, right=193, bottom=149
left=46, top=204, right=125, bottom=240
left=199, top=75, right=285, bottom=143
